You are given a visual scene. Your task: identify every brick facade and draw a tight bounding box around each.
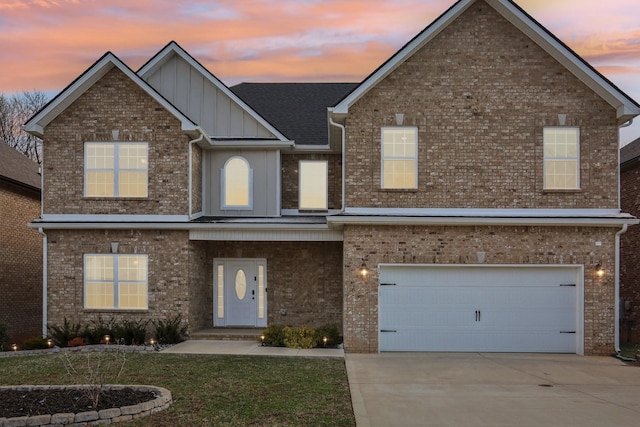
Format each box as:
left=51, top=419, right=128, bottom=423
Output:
left=342, top=225, right=617, bottom=355
left=0, top=182, right=42, bottom=344
left=344, top=1, right=618, bottom=209
left=281, top=153, right=342, bottom=210
left=620, top=166, right=640, bottom=343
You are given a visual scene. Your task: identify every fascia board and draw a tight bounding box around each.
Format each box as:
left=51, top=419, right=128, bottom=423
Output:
left=138, top=42, right=290, bottom=142
left=207, top=140, right=294, bottom=149
left=29, top=220, right=333, bottom=231
left=23, top=52, right=199, bottom=137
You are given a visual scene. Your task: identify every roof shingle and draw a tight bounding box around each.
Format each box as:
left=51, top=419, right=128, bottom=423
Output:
left=0, top=143, right=41, bottom=190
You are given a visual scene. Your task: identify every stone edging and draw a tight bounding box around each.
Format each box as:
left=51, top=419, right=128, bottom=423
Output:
left=0, top=384, right=172, bottom=426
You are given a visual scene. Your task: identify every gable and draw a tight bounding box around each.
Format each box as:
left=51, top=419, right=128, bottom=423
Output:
left=331, top=0, right=640, bottom=125
left=139, top=42, right=290, bottom=143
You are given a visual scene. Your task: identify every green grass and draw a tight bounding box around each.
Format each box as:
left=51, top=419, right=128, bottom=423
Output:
left=0, top=352, right=355, bottom=426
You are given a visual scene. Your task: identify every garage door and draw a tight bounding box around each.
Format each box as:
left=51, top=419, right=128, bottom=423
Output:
left=379, top=265, right=580, bottom=353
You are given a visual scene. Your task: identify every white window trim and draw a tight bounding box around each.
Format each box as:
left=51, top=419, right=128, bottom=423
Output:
left=381, top=126, right=418, bottom=189
left=83, top=254, right=148, bottom=310
left=221, top=156, right=253, bottom=210
left=543, top=127, right=580, bottom=190
left=299, top=160, right=328, bottom=211
left=84, top=142, right=149, bottom=198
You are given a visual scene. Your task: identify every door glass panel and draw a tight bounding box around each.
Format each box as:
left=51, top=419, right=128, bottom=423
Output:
left=235, top=269, right=247, bottom=300
left=258, top=264, right=265, bottom=318
left=217, top=264, right=224, bottom=318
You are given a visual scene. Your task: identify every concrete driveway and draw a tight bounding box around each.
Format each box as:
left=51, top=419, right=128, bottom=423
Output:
left=345, top=353, right=640, bottom=427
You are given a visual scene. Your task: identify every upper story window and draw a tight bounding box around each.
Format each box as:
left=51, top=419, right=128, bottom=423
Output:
left=543, top=127, right=580, bottom=190
left=381, top=127, right=418, bottom=189
left=84, top=254, right=148, bottom=310
left=85, top=142, right=148, bottom=197
left=222, top=156, right=252, bottom=209
left=299, top=160, right=328, bottom=211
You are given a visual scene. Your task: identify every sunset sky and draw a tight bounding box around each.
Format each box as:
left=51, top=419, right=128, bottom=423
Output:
left=1, top=0, right=639, bottom=144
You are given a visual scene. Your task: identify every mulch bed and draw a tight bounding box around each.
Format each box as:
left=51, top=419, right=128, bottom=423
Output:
left=0, top=387, right=157, bottom=418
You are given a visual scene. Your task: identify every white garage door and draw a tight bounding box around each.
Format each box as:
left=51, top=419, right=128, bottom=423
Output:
left=379, top=265, right=580, bottom=353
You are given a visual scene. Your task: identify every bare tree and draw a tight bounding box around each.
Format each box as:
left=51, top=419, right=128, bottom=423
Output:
left=0, top=91, right=48, bottom=164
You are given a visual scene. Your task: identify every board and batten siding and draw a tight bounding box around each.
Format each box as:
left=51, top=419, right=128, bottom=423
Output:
left=144, top=54, right=275, bottom=139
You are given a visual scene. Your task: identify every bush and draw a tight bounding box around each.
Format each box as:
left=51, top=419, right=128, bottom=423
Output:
left=114, top=319, right=150, bottom=345
left=153, top=314, right=187, bottom=344
left=0, top=322, right=9, bottom=351
left=314, top=324, right=343, bottom=347
left=67, top=337, right=85, bottom=347
left=283, top=326, right=316, bottom=349
left=82, top=317, right=117, bottom=345
left=48, top=318, right=82, bottom=347
left=261, top=324, right=286, bottom=346
left=22, top=336, right=49, bottom=350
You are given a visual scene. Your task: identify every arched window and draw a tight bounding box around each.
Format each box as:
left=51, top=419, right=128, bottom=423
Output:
left=222, top=156, right=252, bottom=209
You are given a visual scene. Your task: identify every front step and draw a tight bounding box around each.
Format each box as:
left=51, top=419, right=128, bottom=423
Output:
left=189, top=328, right=263, bottom=341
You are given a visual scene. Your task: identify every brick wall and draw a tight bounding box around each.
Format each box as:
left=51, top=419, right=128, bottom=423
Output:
left=45, top=229, right=193, bottom=331
left=208, top=241, right=343, bottom=330
left=42, top=68, right=191, bottom=215
left=0, top=182, right=42, bottom=344
left=344, top=1, right=618, bottom=209
left=343, top=224, right=617, bottom=355
left=620, top=166, right=640, bottom=343
left=281, top=153, right=342, bottom=210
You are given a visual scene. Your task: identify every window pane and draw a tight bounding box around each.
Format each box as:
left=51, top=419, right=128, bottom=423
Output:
left=118, top=282, right=147, bottom=309
left=118, top=256, right=147, bottom=281
left=300, top=161, right=328, bottom=210
left=384, top=159, right=417, bottom=189
left=224, top=157, right=250, bottom=207
left=235, top=269, right=247, bottom=300
left=86, top=281, right=114, bottom=309
left=86, top=171, right=115, bottom=197
left=118, top=171, right=148, bottom=197
left=119, top=143, right=148, bottom=169
left=86, top=144, right=114, bottom=169
left=85, top=256, right=114, bottom=281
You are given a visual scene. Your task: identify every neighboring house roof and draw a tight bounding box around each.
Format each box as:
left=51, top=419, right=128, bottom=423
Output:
left=331, top=0, right=640, bottom=125
left=231, top=83, right=358, bottom=146
left=0, top=143, right=40, bottom=191
left=138, top=41, right=291, bottom=144
left=23, top=52, right=205, bottom=140
left=621, top=137, right=640, bottom=169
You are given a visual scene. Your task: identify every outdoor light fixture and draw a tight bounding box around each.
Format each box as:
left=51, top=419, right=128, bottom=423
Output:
left=358, top=262, right=369, bottom=280
left=260, top=334, right=265, bottom=346
left=596, top=263, right=605, bottom=277
left=11, top=343, right=17, bottom=351
left=323, top=337, right=328, bottom=347
left=46, top=338, right=53, bottom=348
left=103, top=335, right=111, bottom=345
left=149, top=338, right=156, bottom=346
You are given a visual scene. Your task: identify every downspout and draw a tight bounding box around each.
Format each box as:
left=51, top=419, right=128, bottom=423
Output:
left=188, top=128, right=207, bottom=220
left=615, top=224, right=628, bottom=353
left=38, top=227, right=47, bottom=338
left=328, top=114, right=346, bottom=212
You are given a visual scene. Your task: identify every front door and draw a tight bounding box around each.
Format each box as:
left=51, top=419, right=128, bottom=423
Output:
left=214, top=258, right=267, bottom=327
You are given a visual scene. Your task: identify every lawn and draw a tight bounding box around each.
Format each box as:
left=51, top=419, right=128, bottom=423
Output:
left=0, top=352, right=355, bottom=426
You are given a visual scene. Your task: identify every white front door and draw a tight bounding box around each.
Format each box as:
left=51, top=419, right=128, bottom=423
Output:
left=214, top=258, right=267, bottom=327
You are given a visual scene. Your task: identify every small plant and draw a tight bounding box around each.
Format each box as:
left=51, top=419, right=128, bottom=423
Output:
left=63, top=349, right=127, bottom=408
left=261, top=324, right=287, bottom=346
left=153, top=314, right=188, bottom=344
left=114, top=319, right=150, bottom=345
left=82, top=317, right=117, bottom=345
left=283, top=326, right=316, bottom=349
left=67, top=337, right=85, bottom=347
left=22, top=336, right=49, bottom=350
left=0, top=322, right=9, bottom=351
left=314, top=324, right=343, bottom=347
left=48, top=318, right=82, bottom=347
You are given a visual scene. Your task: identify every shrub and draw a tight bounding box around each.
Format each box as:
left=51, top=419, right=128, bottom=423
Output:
left=314, top=324, right=343, bottom=347
left=0, top=322, right=9, bottom=351
left=48, top=318, right=82, bottom=347
left=82, top=317, right=117, bottom=345
left=114, top=319, right=150, bottom=345
left=67, top=337, right=85, bottom=347
left=261, top=324, right=286, bottom=346
left=153, top=314, right=187, bottom=344
left=22, top=336, right=49, bottom=350
left=283, top=326, right=316, bottom=349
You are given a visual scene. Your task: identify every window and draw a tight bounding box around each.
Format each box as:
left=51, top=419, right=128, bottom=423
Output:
left=543, top=127, right=580, bottom=190
left=299, top=160, right=328, bottom=210
left=381, top=127, right=418, bottom=189
left=85, top=143, right=148, bottom=197
left=84, top=254, right=148, bottom=310
left=222, top=156, right=252, bottom=209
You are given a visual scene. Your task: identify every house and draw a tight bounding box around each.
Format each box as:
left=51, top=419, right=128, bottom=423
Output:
left=24, top=0, right=640, bottom=355
left=620, top=137, right=640, bottom=343
left=0, top=143, right=43, bottom=344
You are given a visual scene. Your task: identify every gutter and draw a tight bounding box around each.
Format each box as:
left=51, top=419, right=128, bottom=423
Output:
left=615, top=224, right=628, bottom=353
left=328, top=111, right=346, bottom=212
left=38, top=227, right=47, bottom=338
